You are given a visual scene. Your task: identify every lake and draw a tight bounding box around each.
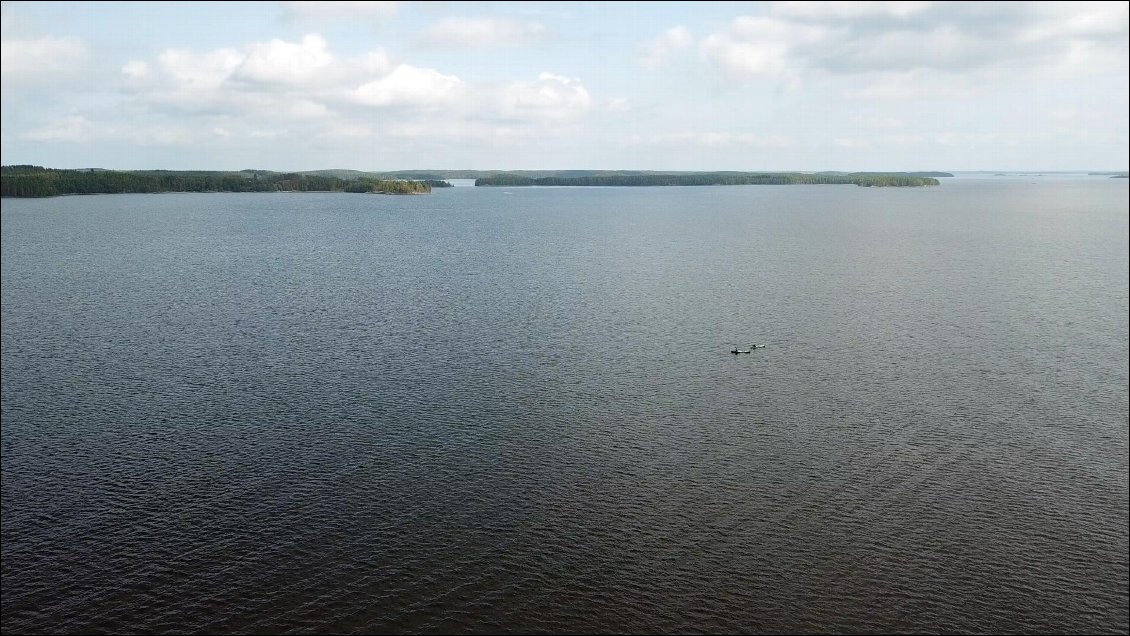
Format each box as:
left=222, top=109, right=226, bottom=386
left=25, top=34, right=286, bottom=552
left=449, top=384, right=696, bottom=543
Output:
left=2, top=176, right=1127, bottom=633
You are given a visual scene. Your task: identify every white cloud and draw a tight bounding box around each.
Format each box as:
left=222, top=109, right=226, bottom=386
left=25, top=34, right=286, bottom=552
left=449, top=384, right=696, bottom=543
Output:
left=121, top=46, right=247, bottom=115
left=422, top=18, right=548, bottom=48
left=1, top=35, right=88, bottom=82
left=123, top=35, right=385, bottom=116
left=317, top=121, right=375, bottom=140
left=118, top=33, right=600, bottom=143
left=699, top=17, right=825, bottom=76
left=842, top=71, right=975, bottom=100
left=353, top=64, right=465, bottom=107
left=700, top=2, right=1128, bottom=79
left=1, top=3, right=1123, bottom=170
left=631, top=132, right=792, bottom=149
left=247, top=128, right=284, bottom=140
left=1017, top=2, right=1129, bottom=76
left=852, top=115, right=905, bottom=129
left=495, top=73, right=592, bottom=121
left=233, top=34, right=334, bottom=86
left=1021, top=1, right=1129, bottom=42
left=283, top=99, right=332, bottom=119
left=131, top=127, right=196, bottom=146
left=24, top=115, right=94, bottom=142
left=825, top=24, right=988, bottom=73
left=838, top=132, right=1013, bottom=149
left=605, top=98, right=631, bottom=113
left=877, top=133, right=927, bottom=146
left=284, top=1, right=399, bottom=21
left=4, top=26, right=600, bottom=159
left=154, top=47, right=244, bottom=93
left=22, top=115, right=196, bottom=146
left=356, top=49, right=392, bottom=75
left=931, top=131, right=1006, bottom=147
left=122, top=60, right=150, bottom=80
left=642, top=26, right=693, bottom=69
left=386, top=121, right=525, bottom=143
left=772, top=1, right=933, bottom=19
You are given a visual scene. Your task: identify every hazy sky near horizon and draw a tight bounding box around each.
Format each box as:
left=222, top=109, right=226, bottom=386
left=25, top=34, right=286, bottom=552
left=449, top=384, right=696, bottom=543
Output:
left=1, top=1, right=1127, bottom=171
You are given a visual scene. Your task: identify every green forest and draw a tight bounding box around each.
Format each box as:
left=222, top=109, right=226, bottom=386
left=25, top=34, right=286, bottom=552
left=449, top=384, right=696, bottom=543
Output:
left=0, top=166, right=449, bottom=197
left=475, top=173, right=941, bottom=187
left=1, top=165, right=946, bottom=197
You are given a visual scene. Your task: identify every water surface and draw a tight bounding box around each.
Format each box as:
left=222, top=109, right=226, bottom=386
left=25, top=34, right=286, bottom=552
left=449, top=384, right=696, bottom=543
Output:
left=2, top=178, right=1127, bottom=633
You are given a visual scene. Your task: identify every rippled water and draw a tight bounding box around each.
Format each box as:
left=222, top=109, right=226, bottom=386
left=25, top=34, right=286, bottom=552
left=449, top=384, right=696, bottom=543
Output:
left=2, top=177, right=1127, bottom=634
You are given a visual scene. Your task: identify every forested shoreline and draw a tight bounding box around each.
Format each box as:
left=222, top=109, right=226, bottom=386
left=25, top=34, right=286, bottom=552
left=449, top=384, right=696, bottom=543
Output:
left=0, top=166, right=448, bottom=198
left=1, top=165, right=947, bottom=197
left=475, top=173, right=941, bottom=187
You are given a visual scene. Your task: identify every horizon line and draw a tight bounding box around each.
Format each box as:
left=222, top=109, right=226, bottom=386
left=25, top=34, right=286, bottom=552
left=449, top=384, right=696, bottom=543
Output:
left=4, top=166, right=1128, bottom=173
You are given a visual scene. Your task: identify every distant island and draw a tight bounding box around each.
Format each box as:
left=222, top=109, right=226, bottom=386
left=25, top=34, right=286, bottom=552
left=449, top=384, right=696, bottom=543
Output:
left=0, top=166, right=450, bottom=198
left=0, top=166, right=952, bottom=197
left=345, top=169, right=953, bottom=181
left=475, top=172, right=943, bottom=187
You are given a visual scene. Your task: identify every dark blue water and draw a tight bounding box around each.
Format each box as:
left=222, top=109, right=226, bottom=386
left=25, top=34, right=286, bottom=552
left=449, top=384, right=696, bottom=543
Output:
left=3, top=178, right=1127, bottom=634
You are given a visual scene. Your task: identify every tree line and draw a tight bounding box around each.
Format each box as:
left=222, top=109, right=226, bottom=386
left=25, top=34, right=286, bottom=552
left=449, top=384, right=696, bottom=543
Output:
left=0, top=166, right=451, bottom=197
left=475, top=173, right=940, bottom=187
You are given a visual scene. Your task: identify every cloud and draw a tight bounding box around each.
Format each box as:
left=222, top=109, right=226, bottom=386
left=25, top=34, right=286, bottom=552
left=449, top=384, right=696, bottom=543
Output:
left=835, top=137, right=872, bottom=149
left=353, top=64, right=465, bottom=107
left=316, top=121, right=375, bottom=140
left=284, top=1, right=399, bottom=21
left=1019, top=1, right=1129, bottom=42
left=122, top=35, right=388, bottom=116
left=2, top=3, right=1123, bottom=171
left=232, top=34, right=334, bottom=86
left=837, top=131, right=1010, bottom=149
left=158, top=47, right=244, bottom=89
left=605, top=98, right=631, bottom=113
left=817, top=24, right=991, bottom=73
left=772, top=1, right=933, bottom=20
left=128, top=46, right=244, bottom=111
left=495, top=73, right=592, bottom=121
left=24, top=115, right=95, bottom=142
left=22, top=115, right=195, bottom=146
left=385, top=121, right=525, bottom=143
left=852, top=115, right=905, bottom=129
left=276, top=99, right=332, bottom=119
left=642, top=26, right=693, bottom=69
left=113, top=33, right=598, bottom=150
left=841, top=70, right=975, bottom=100
left=122, top=60, right=150, bottom=80
left=356, top=50, right=392, bottom=75
left=422, top=17, right=548, bottom=48
left=1, top=35, right=88, bottom=82
left=699, top=2, right=1128, bottom=78
left=630, top=132, right=792, bottom=149
left=699, top=17, right=824, bottom=76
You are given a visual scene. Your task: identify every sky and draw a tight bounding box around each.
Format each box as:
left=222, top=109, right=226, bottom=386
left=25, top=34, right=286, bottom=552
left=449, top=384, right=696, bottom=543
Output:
left=1, top=1, right=1127, bottom=171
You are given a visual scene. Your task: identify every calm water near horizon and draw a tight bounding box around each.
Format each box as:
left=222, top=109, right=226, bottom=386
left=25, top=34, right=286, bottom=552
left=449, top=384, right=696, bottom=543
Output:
left=2, top=177, right=1127, bottom=633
